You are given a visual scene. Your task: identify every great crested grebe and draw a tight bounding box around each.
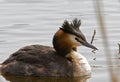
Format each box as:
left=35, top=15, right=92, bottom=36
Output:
left=0, top=18, right=97, bottom=77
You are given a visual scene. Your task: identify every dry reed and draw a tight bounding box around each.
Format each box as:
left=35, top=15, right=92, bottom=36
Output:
left=118, top=43, right=120, bottom=54
left=90, top=29, right=96, bottom=44
left=94, top=0, right=119, bottom=82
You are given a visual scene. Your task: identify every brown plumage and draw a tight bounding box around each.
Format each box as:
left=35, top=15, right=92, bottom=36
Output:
left=1, top=45, right=74, bottom=76
left=53, top=29, right=78, bottom=56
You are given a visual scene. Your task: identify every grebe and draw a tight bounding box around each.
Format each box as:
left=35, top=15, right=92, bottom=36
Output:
left=0, top=18, right=97, bottom=77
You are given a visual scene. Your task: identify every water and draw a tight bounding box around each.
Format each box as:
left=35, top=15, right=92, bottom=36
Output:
left=0, top=0, right=120, bottom=82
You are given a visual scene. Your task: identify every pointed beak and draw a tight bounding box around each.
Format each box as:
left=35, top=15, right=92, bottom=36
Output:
left=82, top=41, right=98, bottom=50
left=75, top=37, right=98, bottom=50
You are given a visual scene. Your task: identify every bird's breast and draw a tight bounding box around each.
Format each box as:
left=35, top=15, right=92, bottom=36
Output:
left=66, top=51, right=91, bottom=76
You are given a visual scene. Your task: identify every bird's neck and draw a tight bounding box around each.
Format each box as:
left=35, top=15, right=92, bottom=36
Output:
left=53, top=29, right=77, bottom=57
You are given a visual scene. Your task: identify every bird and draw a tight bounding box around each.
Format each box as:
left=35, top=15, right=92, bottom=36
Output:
left=0, top=18, right=97, bottom=77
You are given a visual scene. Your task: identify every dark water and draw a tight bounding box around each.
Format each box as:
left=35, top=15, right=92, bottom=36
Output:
left=1, top=74, right=91, bottom=82
left=0, top=0, right=120, bottom=82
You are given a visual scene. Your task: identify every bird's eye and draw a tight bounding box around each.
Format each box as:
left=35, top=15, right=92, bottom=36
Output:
left=75, top=37, right=79, bottom=42
left=75, top=37, right=83, bottom=44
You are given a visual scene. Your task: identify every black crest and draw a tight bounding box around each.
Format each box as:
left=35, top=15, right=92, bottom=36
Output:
left=60, top=18, right=81, bottom=37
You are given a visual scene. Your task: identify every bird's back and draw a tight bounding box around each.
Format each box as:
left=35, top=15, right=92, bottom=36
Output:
left=0, top=45, right=74, bottom=76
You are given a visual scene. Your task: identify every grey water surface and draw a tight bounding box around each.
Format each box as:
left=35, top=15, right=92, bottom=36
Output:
left=0, top=0, right=120, bottom=82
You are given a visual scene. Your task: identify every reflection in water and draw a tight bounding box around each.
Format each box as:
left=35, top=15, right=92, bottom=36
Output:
left=1, top=74, right=90, bottom=82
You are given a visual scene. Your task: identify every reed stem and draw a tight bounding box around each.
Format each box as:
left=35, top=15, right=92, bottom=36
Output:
left=118, top=43, right=120, bottom=54
left=91, top=29, right=96, bottom=44
left=94, top=0, right=118, bottom=82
